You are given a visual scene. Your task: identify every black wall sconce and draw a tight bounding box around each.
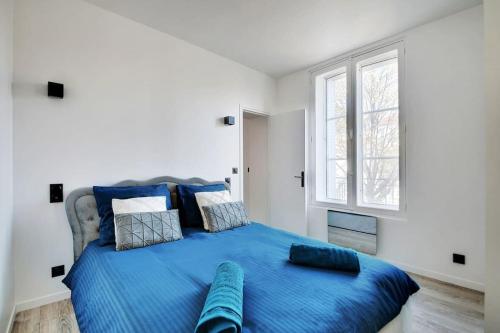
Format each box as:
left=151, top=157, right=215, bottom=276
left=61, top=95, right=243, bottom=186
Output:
left=224, top=116, right=235, bottom=126
left=48, top=81, right=64, bottom=99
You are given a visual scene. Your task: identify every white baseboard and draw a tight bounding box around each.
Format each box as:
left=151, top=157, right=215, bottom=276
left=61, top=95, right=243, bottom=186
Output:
left=388, top=260, right=484, bottom=292
left=15, top=290, right=71, bottom=313
left=6, top=304, right=16, bottom=333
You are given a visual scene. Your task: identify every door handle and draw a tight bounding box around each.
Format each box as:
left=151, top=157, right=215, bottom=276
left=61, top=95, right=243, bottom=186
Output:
left=294, top=171, right=305, bottom=188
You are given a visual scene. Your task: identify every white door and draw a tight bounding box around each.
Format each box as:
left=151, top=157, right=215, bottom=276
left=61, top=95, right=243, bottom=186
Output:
left=268, top=109, right=307, bottom=235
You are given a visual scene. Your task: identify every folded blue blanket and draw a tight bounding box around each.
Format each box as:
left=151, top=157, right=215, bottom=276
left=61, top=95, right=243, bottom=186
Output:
left=195, top=261, right=244, bottom=333
left=289, top=243, right=360, bottom=272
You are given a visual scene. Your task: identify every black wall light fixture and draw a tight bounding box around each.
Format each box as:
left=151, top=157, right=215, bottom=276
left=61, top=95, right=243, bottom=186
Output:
left=48, top=81, right=64, bottom=98
left=224, top=116, right=235, bottom=126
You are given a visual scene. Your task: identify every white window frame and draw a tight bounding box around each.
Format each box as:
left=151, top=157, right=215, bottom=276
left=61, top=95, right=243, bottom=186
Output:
left=308, top=40, right=406, bottom=219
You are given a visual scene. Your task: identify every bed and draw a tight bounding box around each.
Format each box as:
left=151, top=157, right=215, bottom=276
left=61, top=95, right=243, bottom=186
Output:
left=64, top=176, right=419, bottom=333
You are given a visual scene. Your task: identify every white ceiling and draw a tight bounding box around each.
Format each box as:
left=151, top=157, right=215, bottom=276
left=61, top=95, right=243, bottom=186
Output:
left=84, top=0, right=481, bottom=77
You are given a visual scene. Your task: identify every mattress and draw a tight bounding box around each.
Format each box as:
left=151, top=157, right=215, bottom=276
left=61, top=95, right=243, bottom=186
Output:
left=63, top=223, right=419, bottom=333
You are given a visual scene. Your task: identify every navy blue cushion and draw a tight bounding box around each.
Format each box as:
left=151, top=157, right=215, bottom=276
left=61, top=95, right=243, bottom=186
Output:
left=176, top=184, right=226, bottom=228
left=289, top=243, right=360, bottom=272
left=93, top=184, right=172, bottom=246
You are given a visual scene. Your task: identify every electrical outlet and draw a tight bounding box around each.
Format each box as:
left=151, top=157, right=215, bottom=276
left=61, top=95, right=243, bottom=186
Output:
left=232, top=167, right=238, bottom=174
left=51, top=265, right=65, bottom=277
left=453, top=253, right=465, bottom=265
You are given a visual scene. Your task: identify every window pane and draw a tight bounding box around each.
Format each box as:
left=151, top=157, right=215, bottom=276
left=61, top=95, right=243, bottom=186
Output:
left=327, top=118, right=346, bottom=159
left=362, top=158, right=399, bottom=206
left=326, top=72, right=347, bottom=203
left=362, top=109, right=399, bottom=158
left=362, top=58, right=398, bottom=112
left=358, top=53, right=399, bottom=209
left=327, top=159, right=347, bottom=202
left=327, top=73, right=347, bottom=117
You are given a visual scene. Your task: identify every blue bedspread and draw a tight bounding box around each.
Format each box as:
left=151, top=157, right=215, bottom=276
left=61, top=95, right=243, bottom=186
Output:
left=63, top=223, right=419, bottom=333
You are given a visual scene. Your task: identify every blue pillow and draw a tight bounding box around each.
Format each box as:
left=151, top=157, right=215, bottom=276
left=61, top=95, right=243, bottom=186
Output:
left=93, top=184, right=172, bottom=246
left=176, top=184, right=226, bottom=228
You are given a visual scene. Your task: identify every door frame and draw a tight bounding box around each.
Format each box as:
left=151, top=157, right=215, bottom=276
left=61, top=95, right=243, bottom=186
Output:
left=238, top=105, right=269, bottom=201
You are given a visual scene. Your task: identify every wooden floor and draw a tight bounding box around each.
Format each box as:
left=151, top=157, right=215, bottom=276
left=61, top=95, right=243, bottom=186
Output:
left=409, top=274, right=484, bottom=332
left=12, top=298, right=77, bottom=333
left=12, top=274, right=483, bottom=333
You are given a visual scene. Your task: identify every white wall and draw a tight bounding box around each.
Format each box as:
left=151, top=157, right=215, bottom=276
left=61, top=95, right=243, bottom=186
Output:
left=13, top=0, right=275, bottom=305
left=275, top=6, right=485, bottom=290
left=243, top=115, right=269, bottom=223
left=0, top=0, right=15, bottom=330
left=484, top=0, right=500, bottom=331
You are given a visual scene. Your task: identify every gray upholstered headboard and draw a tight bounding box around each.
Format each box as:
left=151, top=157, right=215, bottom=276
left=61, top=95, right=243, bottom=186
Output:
left=65, top=176, right=230, bottom=261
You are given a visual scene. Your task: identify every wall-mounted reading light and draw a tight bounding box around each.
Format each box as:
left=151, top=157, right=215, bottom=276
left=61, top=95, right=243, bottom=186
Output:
left=48, top=81, right=64, bottom=98
left=224, top=116, right=235, bottom=126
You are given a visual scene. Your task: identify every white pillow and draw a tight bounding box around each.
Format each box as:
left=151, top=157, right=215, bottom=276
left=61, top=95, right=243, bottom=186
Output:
left=112, top=196, right=167, bottom=215
left=195, top=191, right=232, bottom=230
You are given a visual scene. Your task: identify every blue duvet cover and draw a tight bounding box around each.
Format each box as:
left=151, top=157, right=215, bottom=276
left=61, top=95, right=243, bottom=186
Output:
left=63, top=223, right=418, bottom=333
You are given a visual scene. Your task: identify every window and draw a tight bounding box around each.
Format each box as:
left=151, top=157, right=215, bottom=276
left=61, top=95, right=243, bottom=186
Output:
left=326, top=70, right=347, bottom=203
left=312, top=42, right=405, bottom=214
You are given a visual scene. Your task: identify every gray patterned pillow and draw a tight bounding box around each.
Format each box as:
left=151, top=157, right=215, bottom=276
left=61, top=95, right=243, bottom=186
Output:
left=202, top=201, right=250, bottom=232
left=114, top=210, right=182, bottom=251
